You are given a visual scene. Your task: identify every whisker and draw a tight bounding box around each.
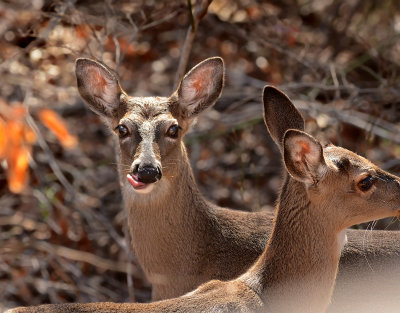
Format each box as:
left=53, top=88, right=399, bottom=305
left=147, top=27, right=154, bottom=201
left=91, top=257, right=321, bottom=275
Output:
left=362, top=221, right=375, bottom=272
left=383, top=217, right=397, bottom=230
left=111, top=162, right=133, bottom=168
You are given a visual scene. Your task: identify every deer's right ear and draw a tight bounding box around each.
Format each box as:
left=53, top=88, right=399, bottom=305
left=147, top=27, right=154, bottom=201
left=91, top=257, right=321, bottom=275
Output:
left=75, top=58, right=125, bottom=119
left=263, top=86, right=304, bottom=150
left=283, top=130, right=327, bottom=186
left=174, top=57, right=224, bottom=119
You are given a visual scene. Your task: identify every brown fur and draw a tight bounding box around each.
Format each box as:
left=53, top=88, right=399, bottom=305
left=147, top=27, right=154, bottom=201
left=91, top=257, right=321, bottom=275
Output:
left=8, top=86, right=400, bottom=313
left=75, top=60, right=400, bottom=307
left=10, top=60, right=400, bottom=312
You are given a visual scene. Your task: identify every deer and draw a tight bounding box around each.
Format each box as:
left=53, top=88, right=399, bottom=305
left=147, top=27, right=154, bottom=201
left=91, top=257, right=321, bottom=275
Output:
left=7, top=85, right=400, bottom=313
left=71, top=57, right=400, bottom=308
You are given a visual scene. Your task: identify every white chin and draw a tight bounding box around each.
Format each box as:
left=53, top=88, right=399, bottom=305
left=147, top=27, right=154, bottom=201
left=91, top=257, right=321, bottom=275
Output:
left=133, top=183, right=155, bottom=194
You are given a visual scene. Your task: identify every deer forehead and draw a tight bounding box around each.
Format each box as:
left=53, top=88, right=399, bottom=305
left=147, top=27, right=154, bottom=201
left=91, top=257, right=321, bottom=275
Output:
left=125, top=96, right=172, bottom=116
left=324, top=146, right=376, bottom=173
left=121, top=96, right=177, bottom=126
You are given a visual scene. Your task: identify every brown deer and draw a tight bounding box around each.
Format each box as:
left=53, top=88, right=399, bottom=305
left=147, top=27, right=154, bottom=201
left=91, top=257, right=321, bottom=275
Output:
left=75, top=58, right=400, bottom=307
left=7, top=85, right=400, bottom=313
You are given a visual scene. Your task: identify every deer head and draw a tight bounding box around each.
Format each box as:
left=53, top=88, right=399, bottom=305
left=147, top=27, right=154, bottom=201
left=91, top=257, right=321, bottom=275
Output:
left=75, top=57, right=224, bottom=195
left=263, top=85, right=400, bottom=231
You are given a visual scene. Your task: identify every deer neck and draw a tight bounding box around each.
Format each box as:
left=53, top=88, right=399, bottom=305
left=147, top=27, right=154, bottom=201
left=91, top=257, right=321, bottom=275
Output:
left=240, top=176, right=341, bottom=313
left=122, top=141, right=206, bottom=228
left=121, top=142, right=209, bottom=277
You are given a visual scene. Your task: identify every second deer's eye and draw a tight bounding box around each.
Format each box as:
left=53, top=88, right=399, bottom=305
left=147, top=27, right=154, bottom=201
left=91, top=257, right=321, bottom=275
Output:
left=117, top=125, right=129, bottom=138
left=166, top=125, right=180, bottom=138
left=357, top=175, right=375, bottom=192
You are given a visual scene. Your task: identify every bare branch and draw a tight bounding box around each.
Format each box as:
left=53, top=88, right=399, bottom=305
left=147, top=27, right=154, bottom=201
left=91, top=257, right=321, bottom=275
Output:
left=32, top=241, right=141, bottom=275
left=173, top=0, right=213, bottom=90
left=23, top=92, right=78, bottom=200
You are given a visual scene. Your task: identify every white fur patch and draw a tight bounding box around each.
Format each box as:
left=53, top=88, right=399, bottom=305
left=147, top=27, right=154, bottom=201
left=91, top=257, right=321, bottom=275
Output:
left=123, top=179, right=170, bottom=206
left=337, top=229, right=347, bottom=256
left=182, top=287, right=199, bottom=298
left=133, top=183, right=155, bottom=194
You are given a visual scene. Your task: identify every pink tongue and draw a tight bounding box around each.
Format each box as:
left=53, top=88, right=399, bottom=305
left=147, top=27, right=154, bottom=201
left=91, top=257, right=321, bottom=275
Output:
left=127, top=174, right=146, bottom=188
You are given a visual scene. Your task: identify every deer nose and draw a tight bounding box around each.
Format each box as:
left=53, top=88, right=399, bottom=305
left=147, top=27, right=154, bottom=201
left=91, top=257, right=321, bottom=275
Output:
left=134, top=165, right=162, bottom=184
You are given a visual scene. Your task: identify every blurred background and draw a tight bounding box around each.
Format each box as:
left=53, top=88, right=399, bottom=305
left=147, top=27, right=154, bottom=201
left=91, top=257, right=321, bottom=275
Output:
left=1, top=0, right=400, bottom=310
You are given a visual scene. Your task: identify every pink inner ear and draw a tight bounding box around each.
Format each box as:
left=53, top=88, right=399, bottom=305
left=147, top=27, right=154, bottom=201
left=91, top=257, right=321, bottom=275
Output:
left=298, top=140, right=310, bottom=153
left=296, top=140, right=311, bottom=160
left=189, top=66, right=213, bottom=95
left=88, top=67, right=107, bottom=93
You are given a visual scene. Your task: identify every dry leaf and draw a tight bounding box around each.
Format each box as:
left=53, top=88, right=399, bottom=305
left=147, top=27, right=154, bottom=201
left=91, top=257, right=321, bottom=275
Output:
left=7, top=147, right=29, bottom=193
left=38, top=109, right=77, bottom=149
left=0, top=118, right=7, bottom=158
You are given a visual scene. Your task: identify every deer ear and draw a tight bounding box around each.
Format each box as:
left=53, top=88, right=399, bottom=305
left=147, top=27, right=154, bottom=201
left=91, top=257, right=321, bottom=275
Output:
left=75, top=58, right=125, bottom=120
left=263, top=86, right=304, bottom=150
left=175, top=57, right=224, bottom=119
left=283, top=130, right=327, bottom=186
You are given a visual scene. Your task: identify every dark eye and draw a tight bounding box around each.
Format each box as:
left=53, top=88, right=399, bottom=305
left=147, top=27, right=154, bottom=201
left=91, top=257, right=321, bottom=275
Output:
left=166, top=125, right=180, bottom=138
left=357, top=175, right=375, bottom=192
left=117, top=125, right=129, bottom=138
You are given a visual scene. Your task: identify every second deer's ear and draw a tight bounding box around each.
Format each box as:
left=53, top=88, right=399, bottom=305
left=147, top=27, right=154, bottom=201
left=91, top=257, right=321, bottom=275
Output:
left=263, top=86, right=304, bottom=150
left=175, top=57, right=224, bottom=119
left=75, top=58, right=125, bottom=120
left=283, top=130, right=327, bottom=186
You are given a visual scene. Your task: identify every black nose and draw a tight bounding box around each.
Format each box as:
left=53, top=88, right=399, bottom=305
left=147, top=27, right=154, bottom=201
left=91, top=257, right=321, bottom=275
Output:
left=135, top=165, right=162, bottom=184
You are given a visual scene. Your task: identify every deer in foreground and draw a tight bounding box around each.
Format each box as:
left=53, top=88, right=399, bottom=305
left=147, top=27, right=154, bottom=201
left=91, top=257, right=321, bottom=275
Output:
left=8, top=85, right=400, bottom=313
left=72, top=58, right=400, bottom=308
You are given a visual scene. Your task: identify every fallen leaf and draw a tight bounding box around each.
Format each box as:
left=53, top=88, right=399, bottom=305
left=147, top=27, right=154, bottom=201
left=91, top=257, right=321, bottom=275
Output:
left=38, top=109, right=77, bottom=149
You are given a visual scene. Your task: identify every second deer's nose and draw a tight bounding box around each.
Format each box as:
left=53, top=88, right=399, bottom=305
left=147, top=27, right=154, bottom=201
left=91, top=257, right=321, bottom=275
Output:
left=136, top=165, right=162, bottom=184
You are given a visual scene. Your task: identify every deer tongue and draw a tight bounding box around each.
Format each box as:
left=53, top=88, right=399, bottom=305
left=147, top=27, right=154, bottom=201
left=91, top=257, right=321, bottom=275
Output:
left=127, top=174, right=147, bottom=189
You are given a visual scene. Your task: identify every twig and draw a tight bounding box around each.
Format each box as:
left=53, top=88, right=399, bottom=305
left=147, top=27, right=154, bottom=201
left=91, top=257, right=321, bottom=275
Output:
left=22, top=91, right=78, bottom=202
left=123, top=215, right=136, bottom=302
left=113, top=35, right=121, bottom=68
left=140, top=10, right=182, bottom=32
left=116, top=7, right=182, bottom=72
left=39, top=0, right=76, bottom=40
left=40, top=266, right=58, bottom=303
left=32, top=241, right=142, bottom=276
left=87, top=22, right=105, bottom=61
left=0, top=1, right=74, bottom=70
left=188, top=91, right=400, bottom=145
left=381, top=159, right=400, bottom=171
left=25, top=116, right=77, bottom=202
left=187, top=0, right=195, bottom=30
left=0, top=212, right=47, bottom=230
left=227, top=69, right=400, bottom=98
left=173, top=0, right=213, bottom=89
left=329, top=63, right=340, bottom=99
left=295, top=99, right=400, bottom=144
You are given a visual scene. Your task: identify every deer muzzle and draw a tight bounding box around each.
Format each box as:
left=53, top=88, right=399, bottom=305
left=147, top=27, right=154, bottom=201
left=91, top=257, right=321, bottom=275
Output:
left=137, top=165, right=162, bottom=183
left=127, top=163, right=162, bottom=194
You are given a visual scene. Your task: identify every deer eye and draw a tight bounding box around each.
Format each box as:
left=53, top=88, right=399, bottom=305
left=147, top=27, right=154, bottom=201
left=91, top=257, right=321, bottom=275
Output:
left=166, top=124, right=180, bottom=138
left=116, top=125, right=129, bottom=138
left=357, top=175, right=375, bottom=192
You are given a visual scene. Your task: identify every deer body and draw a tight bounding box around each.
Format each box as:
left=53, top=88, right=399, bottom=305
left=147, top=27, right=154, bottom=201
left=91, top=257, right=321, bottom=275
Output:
left=8, top=86, right=400, bottom=313
left=71, top=58, right=400, bottom=308
left=123, top=141, right=273, bottom=298
left=240, top=179, right=342, bottom=312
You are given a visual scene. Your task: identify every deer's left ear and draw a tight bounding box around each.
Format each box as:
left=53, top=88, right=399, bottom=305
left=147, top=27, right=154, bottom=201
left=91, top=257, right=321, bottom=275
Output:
left=263, top=86, right=305, bottom=150
left=283, top=129, right=327, bottom=186
left=75, top=58, right=126, bottom=120
left=174, top=57, right=224, bottom=119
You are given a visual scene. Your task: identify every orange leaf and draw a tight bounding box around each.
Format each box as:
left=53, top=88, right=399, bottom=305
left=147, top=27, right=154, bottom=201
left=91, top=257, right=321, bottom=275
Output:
left=7, top=147, right=29, bottom=193
left=23, top=125, right=37, bottom=144
left=75, top=25, right=90, bottom=39
left=8, top=120, right=25, bottom=149
left=0, top=118, right=7, bottom=158
left=11, top=105, right=27, bottom=119
left=38, top=109, right=77, bottom=149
